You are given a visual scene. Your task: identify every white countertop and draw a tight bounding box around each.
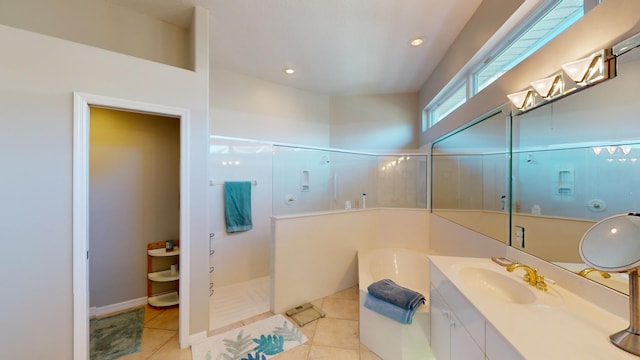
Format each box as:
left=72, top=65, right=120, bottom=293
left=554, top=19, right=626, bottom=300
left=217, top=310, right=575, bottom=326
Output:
left=429, top=255, right=639, bottom=359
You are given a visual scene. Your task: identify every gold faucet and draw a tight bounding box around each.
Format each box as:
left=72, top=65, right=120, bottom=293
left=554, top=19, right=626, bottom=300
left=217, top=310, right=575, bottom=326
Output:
left=577, top=268, right=611, bottom=279
left=506, top=263, right=548, bottom=291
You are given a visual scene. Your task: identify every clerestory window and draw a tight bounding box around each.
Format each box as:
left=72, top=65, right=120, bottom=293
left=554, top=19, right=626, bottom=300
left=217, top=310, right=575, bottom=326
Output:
left=424, top=0, right=586, bottom=130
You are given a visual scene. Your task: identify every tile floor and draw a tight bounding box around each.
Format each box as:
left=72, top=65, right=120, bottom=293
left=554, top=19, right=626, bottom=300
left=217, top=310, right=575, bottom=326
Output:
left=119, top=285, right=382, bottom=359
left=119, top=304, right=189, bottom=360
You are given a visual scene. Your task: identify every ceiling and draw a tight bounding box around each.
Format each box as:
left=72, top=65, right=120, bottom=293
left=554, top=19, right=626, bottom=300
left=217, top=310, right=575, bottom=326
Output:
left=108, top=0, right=483, bottom=96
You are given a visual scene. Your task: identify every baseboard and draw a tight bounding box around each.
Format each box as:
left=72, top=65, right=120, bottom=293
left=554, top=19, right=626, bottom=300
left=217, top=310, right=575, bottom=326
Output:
left=189, top=331, right=208, bottom=347
left=90, top=296, right=148, bottom=317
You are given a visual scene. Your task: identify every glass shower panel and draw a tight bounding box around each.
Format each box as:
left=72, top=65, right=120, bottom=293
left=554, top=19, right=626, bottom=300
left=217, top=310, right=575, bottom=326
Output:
left=378, top=155, right=427, bottom=208
left=330, top=151, right=378, bottom=210
left=272, top=146, right=332, bottom=215
left=272, top=145, right=427, bottom=215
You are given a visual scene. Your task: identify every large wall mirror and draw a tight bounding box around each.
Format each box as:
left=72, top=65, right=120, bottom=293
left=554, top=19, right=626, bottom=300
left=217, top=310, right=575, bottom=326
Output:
left=431, top=36, right=640, bottom=295
left=431, top=110, right=510, bottom=243
left=511, top=43, right=640, bottom=294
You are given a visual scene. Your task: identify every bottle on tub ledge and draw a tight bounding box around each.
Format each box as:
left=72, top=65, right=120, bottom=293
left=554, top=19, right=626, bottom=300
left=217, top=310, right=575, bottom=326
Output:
left=362, top=193, right=366, bottom=209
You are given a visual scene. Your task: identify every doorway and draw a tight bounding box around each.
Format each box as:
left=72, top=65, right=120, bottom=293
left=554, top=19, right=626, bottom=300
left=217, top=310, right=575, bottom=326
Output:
left=89, top=106, right=179, bottom=307
left=73, top=93, right=192, bottom=359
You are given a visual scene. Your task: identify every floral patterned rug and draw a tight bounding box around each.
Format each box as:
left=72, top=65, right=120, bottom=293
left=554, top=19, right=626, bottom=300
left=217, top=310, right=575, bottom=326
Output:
left=191, top=314, right=308, bottom=360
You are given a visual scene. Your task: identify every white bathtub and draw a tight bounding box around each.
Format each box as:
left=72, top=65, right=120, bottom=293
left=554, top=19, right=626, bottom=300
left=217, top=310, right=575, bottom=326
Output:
left=358, top=248, right=434, bottom=360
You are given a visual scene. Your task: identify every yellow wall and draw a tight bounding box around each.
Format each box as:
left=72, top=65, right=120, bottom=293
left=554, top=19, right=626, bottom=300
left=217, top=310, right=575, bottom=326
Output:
left=89, top=107, right=180, bottom=307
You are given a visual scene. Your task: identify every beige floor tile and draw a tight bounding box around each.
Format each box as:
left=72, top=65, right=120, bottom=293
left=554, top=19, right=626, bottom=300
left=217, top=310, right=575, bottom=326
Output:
left=360, top=349, right=383, bottom=360
left=144, top=305, right=164, bottom=324
left=148, top=334, right=192, bottom=360
left=138, top=327, right=176, bottom=353
left=326, top=286, right=359, bottom=301
left=308, top=345, right=360, bottom=360
left=310, top=298, right=324, bottom=310
left=312, top=318, right=359, bottom=350
left=321, top=297, right=359, bottom=321
left=296, top=317, right=318, bottom=343
left=127, top=287, right=389, bottom=360
left=145, top=307, right=179, bottom=330
left=272, top=344, right=311, bottom=359
left=119, top=350, right=153, bottom=359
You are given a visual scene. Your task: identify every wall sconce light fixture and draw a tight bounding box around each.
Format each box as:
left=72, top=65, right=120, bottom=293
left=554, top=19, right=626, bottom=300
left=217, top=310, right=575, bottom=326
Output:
left=507, top=89, right=534, bottom=111
left=561, top=50, right=605, bottom=85
left=530, top=73, right=563, bottom=99
left=507, top=49, right=614, bottom=114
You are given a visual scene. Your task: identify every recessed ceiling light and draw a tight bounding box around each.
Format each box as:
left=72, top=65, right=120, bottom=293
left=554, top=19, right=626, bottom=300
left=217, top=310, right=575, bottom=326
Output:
left=410, top=38, right=424, bottom=47
left=284, top=67, right=295, bottom=75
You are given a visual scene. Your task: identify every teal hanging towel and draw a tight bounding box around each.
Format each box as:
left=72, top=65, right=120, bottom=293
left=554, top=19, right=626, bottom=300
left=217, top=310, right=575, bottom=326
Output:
left=224, top=181, right=253, bottom=233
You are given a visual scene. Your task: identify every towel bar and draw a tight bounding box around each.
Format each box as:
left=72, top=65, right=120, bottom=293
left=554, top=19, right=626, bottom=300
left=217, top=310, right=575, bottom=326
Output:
left=210, top=180, right=257, bottom=186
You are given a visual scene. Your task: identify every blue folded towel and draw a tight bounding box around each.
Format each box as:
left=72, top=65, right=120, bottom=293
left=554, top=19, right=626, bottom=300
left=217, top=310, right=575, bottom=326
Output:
left=364, top=293, right=418, bottom=324
left=367, top=279, right=425, bottom=310
left=224, top=181, right=253, bottom=233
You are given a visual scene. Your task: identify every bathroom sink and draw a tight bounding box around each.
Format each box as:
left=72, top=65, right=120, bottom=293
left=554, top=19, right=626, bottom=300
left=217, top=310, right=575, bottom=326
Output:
left=458, top=267, right=536, bottom=304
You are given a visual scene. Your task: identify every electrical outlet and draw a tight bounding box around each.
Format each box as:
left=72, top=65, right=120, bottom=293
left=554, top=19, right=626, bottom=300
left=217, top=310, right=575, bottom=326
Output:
left=514, top=225, right=525, bottom=248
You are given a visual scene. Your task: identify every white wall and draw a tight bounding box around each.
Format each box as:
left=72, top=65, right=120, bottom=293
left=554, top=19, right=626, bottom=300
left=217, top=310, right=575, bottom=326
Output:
left=90, top=108, right=180, bottom=308
left=418, top=0, right=523, bottom=146
left=208, top=138, right=273, bottom=287
left=429, top=214, right=507, bottom=259
left=210, top=67, right=331, bottom=147
left=210, top=69, right=422, bottom=153
left=272, top=208, right=430, bottom=314
left=0, top=0, right=189, bottom=68
left=330, top=92, right=419, bottom=152
left=0, top=7, right=209, bottom=358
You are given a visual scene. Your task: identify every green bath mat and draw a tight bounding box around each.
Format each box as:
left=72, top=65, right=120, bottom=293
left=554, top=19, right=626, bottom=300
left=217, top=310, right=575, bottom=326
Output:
left=90, top=307, right=144, bottom=360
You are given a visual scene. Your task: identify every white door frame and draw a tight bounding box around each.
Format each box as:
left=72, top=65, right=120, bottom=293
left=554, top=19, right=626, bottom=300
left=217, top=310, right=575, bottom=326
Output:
left=73, top=92, right=191, bottom=359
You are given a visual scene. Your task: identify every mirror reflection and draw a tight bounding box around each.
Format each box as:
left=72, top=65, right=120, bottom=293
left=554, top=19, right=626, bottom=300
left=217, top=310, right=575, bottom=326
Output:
left=431, top=110, right=510, bottom=243
left=512, top=44, right=640, bottom=294
left=431, top=41, right=640, bottom=295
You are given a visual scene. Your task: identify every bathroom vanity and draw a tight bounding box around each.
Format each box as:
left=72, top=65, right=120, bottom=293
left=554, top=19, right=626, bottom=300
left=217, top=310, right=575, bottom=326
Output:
left=429, top=256, right=636, bottom=359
